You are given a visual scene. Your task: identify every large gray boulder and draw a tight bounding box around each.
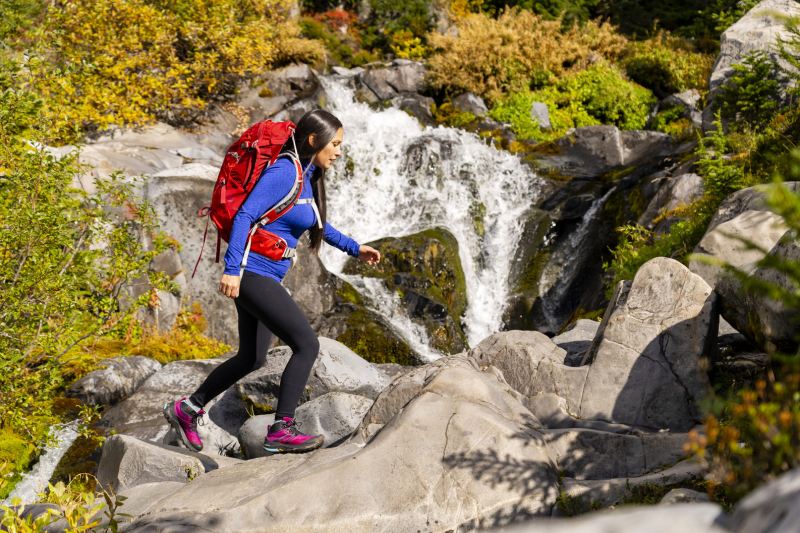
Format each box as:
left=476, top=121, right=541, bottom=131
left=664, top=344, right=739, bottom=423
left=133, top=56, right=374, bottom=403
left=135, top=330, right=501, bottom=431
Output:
left=638, top=173, right=704, bottom=230
left=690, top=209, right=789, bottom=287
left=238, top=391, right=373, bottom=458
left=357, top=59, right=427, bottom=101
left=532, top=126, right=676, bottom=179
left=708, top=0, right=800, bottom=99
left=452, top=92, right=488, bottom=117
left=96, top=434, right=241, bottom=492
left=67, top=356, right=161, bottom=406
left=123, top=355, right=560, bottom=531
left=579, top=257, right=716, bottom=431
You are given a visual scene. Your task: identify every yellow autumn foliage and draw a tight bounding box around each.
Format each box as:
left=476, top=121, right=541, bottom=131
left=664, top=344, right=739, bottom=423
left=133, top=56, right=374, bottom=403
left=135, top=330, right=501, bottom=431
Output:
left=426, top=8, right=627, bottom=103
left=22, top=0, right=324, bottom=143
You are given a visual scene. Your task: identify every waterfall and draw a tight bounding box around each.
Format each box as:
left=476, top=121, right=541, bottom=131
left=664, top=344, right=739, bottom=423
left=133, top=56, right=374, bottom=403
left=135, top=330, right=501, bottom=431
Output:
left=2, top=421, right=80, bottom=506
left=536, top=186, right=618, bottom=331
left=316, top=73, right=543, bottom=351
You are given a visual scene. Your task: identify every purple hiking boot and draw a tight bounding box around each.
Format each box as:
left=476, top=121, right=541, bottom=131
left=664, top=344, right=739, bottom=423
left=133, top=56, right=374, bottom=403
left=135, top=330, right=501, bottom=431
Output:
left=163, top=397, right=205, bottom=452
left=264, top=416, right=324, bottom=454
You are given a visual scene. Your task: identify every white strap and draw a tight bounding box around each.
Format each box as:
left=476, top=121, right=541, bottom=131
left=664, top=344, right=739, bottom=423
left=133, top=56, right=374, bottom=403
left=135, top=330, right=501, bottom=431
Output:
left=240, top=223, right=260, bottom=276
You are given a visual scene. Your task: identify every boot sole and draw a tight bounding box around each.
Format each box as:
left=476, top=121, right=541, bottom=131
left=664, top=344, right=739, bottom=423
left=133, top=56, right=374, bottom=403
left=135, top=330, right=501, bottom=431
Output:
left=263, top=438, right=323, bottom=455
left=163, top=402, right=204, bottom=452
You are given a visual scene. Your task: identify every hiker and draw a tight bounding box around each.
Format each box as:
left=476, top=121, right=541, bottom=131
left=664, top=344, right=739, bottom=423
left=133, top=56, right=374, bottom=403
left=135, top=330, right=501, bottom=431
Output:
left=164, top=109, right=381, bottom=454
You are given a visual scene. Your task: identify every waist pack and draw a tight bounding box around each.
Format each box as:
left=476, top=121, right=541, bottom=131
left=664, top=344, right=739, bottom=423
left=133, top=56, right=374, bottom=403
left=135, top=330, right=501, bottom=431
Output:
left=193, top=120, right=303, bottom=277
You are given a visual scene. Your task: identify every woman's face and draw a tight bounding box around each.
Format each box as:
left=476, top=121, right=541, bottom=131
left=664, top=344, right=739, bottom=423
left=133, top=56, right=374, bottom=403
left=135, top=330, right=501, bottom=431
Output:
left=311, top=127, right=344, bottom=170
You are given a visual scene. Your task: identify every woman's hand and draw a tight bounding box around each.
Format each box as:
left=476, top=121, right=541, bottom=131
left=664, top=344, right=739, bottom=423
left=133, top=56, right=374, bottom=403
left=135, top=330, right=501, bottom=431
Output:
left=358, top=245, right=381, bottom=265
left=219, top=274, right=241, bottom=299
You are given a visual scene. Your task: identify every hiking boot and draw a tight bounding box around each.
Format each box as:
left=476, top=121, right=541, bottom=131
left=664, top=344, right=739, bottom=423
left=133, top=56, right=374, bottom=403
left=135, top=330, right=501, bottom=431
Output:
left=163, top=397, right=205, bottom=452
left=264, top=416, right=324, bottom=454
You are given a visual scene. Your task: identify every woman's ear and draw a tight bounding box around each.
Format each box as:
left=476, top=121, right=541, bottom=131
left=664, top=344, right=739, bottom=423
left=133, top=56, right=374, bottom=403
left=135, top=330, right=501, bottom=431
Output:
left=307, top=133, right=317, bottom=148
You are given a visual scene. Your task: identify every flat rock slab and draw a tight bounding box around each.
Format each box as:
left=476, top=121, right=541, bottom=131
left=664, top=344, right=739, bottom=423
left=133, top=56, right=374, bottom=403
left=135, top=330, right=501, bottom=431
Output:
left=502, top=503, right=726, bottom=532
left=728, top=465, right=800, bottom=533
left=124, top=355, right=559, bottom=532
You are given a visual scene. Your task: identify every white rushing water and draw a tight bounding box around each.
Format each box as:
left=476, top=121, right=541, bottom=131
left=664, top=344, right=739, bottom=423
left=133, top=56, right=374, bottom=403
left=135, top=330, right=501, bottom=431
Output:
left=2, top=421, right=80, bottom=506
left=317, top=73, right=543, bottom=353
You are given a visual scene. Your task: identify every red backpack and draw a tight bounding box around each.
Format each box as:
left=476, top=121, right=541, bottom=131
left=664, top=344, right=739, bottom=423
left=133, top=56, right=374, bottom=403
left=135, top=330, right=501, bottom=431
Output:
left=193, top=120, right=304, bottom=277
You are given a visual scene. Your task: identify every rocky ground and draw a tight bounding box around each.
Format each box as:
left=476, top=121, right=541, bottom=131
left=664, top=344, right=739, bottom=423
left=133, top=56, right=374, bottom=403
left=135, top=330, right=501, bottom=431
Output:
left=16, top=0, right=800, bottom=531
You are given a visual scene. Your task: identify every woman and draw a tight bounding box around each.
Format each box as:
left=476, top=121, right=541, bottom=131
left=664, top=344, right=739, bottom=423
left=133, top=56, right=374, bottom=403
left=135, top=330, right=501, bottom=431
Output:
left=164, top=109, right=381, bottom=454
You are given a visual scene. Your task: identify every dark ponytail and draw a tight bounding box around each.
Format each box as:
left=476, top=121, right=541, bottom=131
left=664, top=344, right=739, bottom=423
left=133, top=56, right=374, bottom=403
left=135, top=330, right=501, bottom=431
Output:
left=279, top=109, right=342, bottom=253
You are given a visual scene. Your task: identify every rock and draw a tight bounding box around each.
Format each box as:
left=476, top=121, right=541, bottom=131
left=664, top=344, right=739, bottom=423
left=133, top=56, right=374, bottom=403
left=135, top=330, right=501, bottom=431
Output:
left=690, top=210, right=789, bottom=287
left=467, top=330, right=589, bottom=424
left=263, top=63, right=320, bottom=100
left=237, top=414, right=275, bottom=459
left=638, top=173, right=704, bottom=230
left=728, top=465, right=800, bottom=533
left=705, top=182, right=800, bottom=232
left=707, top=0, right=800, bottom=100
left=551, top=319, right=600, bottom=366
left=144, top=173, right=238, bottom=344
left=100, top=359, right=246, bottom=457
left=660, top=488, right=711, bottom=504
left=532, top=126, right=676, bottom=179
left=122, top=355, right=559, bottom=531
left=561, top=459, right=708, bottom=511
left=282, top=238, right=418, bottom=365
left=662, top=89, right=703, bottom=128
left=542, top=428, right=689, bottom=480
left=530, top=102, right=552, bottom=130
left=393, top=93, right=435, bottom=125
left=579, top=258, right=716, bottom=431
left=343, top=227, right=468, bottom=354
left=67, top=356, right=162, bottom=406
left=716, top=234, right=800, bottom=353
left=115, top=481, right=186, bottom=520
left=96, top=434, right=236, bottom=492
left=452, top=92, right=488, bottom=117
left=505, top=502, right=725, bottom=532
left=235, top=338, right=392, bottom=413
left=357, top=60, right=426, bottom=101
left=238, top=392, right=373, bottom=458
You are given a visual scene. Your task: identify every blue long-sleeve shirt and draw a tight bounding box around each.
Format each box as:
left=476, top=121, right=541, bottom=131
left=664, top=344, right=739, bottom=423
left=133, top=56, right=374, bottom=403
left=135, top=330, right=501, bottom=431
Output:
left=223, top=156, right=361, bottom=281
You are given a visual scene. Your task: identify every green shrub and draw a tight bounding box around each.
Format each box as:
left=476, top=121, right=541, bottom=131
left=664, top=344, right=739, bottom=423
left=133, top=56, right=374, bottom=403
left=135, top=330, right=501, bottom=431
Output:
left=715, top=51, right=784, bottom=131
left=10, top=0, right=322, bottom=143
left=489, top=62, right=655, bottom=141
left=426, top=8, right=627, bottom=103
left=623, top=31, right=713, bottom=97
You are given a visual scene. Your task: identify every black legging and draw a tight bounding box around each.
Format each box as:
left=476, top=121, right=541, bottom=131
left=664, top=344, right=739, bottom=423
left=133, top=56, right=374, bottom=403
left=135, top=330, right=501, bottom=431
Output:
left=189, top=270, right=320, bottom=419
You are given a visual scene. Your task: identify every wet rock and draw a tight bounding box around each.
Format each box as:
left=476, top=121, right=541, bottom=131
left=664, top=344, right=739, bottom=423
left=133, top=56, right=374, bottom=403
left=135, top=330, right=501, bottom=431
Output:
left=67, top=356, right=162, bottom=406
left=579, top=258, right=716, bottom=431
left=357, top=60, right=426, bottom=101
left=393, top=93, right=435, bottom=125
left=531, top=126, right=676, bottom=179
left=123, top=355, right=559, bottom=532
left=638, top=173, right=704, bottom=230
left=343, top=227, right=468, bottom=354
left=452, top=92, right=488, bottom=117
left=551, top=319, right=600, bottom=366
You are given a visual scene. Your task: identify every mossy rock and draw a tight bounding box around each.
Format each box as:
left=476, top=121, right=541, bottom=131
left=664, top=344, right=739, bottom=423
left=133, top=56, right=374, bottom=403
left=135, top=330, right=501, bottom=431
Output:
left=323, top=277, right=419, bottom=366
left=342, top=227, right=468, bottom=354
left=0, top=429, right=36, bottom=499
